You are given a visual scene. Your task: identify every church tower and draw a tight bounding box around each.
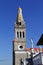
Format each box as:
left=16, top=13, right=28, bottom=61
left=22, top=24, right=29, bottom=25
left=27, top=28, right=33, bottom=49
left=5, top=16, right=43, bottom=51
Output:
left=14, top=7, right=26, bottom=51
left=13, top=7, right=28, bottom=65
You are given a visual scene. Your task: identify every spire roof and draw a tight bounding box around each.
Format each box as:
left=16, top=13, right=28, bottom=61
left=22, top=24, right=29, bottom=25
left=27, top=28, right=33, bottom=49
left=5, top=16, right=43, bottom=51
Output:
left=16, top=7, right=25, bottom=26
left=18, top=7, right=24, bottom=22
left=37, top=34, right=43, bottom=45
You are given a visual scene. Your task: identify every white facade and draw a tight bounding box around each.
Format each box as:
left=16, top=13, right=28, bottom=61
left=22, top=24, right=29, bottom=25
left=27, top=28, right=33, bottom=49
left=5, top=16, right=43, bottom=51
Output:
left=21, top=53, right=43, bottom=65
left=41, top=53, right=43, bottom=64
left=33, top=53, right=43, bottom=65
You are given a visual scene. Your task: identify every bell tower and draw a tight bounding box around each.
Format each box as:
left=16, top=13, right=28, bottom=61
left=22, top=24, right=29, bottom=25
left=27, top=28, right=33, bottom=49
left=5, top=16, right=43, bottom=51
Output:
left=13, top=7, right=27, bottom=65
left=14, top=7, right=26, bottom=51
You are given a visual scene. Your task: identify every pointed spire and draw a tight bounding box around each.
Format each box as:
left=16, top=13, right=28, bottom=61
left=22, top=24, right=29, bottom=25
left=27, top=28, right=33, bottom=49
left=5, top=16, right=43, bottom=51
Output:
left=30, top=38, right=34, bottom=53
left=31, top=38, right=34, bottom=48
left=18, top=7, right=24, bottom=22
left=16, top=7, right=25, bottom=26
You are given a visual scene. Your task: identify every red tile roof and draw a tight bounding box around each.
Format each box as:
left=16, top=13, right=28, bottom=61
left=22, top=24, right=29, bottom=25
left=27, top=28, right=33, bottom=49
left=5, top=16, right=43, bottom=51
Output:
left=26, top=48, right=43, bottom=52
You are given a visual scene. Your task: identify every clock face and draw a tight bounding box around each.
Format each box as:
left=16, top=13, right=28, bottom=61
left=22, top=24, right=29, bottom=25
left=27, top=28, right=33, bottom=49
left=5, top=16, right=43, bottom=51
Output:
left=18, top=45, right=24, bottom=50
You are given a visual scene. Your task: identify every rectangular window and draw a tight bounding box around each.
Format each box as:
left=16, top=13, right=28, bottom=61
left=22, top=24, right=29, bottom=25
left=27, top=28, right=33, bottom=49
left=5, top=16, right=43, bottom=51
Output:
left=17, top=32, right=19, bottom=38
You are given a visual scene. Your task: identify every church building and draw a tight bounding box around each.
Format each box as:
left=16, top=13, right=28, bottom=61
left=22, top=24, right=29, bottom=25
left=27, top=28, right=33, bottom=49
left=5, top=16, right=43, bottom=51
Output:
left=13, top=7, right=43, bottom=65
left=13, top=7, right=31, bottom=65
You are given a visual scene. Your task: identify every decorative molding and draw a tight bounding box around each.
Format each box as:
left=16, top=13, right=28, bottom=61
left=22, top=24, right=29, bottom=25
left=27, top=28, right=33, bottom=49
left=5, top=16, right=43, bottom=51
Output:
left=15, top=51, right=30, bottom=54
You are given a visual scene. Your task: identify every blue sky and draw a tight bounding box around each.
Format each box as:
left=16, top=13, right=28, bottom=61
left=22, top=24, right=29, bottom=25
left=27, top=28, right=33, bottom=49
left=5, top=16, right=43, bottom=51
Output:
left=0, top=0, right=43, bottom=65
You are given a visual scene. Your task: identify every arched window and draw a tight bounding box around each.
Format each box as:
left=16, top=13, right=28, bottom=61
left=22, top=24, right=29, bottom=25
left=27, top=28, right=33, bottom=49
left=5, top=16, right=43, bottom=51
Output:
left=17, top=32, right=19, bottom=38
left=23, top=32, right=25, bottom=38
left=19, top=22, right=21, bottom=25
left=20, top=32, right=21, bottom=38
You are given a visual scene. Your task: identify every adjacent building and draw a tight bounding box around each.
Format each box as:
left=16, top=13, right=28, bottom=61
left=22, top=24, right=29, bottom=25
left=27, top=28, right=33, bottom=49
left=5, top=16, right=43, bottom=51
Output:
left=13, top=7, right=43, bottom=65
